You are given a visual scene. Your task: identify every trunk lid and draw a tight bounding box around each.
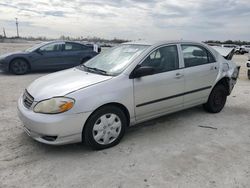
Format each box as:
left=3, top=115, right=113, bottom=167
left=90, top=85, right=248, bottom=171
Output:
left=211, top=46, right=235, bottom=60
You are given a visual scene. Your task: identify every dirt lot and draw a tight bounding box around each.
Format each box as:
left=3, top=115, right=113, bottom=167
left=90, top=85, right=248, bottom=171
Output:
left=0, top=43, right=250, bottom=188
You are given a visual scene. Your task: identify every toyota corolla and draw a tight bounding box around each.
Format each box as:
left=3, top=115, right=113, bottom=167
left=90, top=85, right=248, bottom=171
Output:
left=18, top=41, right=240, bottom=150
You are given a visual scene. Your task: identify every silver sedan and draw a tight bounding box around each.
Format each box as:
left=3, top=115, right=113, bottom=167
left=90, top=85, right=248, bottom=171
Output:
left=18, top=40, right=240, bottom=149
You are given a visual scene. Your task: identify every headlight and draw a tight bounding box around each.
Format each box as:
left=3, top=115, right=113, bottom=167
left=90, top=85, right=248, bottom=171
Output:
left=0, top=56, right=5, bottom=62
left=33, top=97, right=75, bottom=114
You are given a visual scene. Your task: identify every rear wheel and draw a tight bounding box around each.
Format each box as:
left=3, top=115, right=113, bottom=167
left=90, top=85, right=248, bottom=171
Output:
left=10, top=59, right=29, bottom=75
left=83, top=106, right=127, bottom=150
left=203, top=84, right=227, bottom=113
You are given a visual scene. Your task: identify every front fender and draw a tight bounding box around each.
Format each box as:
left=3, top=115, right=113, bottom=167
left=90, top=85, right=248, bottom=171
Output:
left=65, top=75, right=135, bottom=123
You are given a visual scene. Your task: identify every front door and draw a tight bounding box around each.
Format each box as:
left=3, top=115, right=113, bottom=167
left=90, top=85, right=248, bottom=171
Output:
left=31, top=42, right=65, bottom=70
left=133, top=45, right=185, bottom=122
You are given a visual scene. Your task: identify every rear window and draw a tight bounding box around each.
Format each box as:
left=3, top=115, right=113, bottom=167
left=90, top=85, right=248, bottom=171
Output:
left=65, top=43, right=85, bottom=51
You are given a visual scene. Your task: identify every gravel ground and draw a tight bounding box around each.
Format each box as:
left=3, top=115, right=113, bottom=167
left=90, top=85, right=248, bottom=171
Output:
left=0, top=43, right=250, bottom=188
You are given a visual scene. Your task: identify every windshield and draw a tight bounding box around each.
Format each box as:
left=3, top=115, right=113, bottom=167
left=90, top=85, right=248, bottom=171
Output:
left=82, top=44, right=149, bottom=75
left=25, top=42, right=50, bottom=52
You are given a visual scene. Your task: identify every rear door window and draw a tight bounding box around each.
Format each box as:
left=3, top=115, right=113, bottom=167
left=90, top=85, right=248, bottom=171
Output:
left=65, top=43, right=85, bottom=51
left=181, top=45, right=215, bottom=68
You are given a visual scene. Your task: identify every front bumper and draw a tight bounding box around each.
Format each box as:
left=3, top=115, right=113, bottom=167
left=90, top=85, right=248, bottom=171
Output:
left=17, top=96, right=92, bottom=145
left=0, top=59, right=9, bottom=72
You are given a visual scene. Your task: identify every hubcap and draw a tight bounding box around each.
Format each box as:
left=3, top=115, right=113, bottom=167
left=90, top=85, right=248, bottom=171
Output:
left=92, top=113, right=122, bottom=145
left=12, top=60, right=28, bottom=74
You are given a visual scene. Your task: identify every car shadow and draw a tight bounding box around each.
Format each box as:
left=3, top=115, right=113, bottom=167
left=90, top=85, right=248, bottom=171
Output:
left=24, top=105, right=206, bottom=155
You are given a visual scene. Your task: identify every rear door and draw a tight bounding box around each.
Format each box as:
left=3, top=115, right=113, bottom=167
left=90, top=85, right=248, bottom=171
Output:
left=133, top=45, right=185, bottom=122
left=180, top=44, right=219, bottom=107
left=62, top=42, right=94, bottom=68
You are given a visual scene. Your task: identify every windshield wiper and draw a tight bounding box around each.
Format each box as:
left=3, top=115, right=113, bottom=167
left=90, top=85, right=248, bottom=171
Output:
left=81, top=64, right=109, bottom=75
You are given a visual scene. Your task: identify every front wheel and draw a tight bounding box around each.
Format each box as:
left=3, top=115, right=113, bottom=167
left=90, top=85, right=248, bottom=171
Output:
left=83, top=106, right=127, bottom=150
left=10, top=59, right=29, bottom=75
left=203, top=85, right=227, bottom=113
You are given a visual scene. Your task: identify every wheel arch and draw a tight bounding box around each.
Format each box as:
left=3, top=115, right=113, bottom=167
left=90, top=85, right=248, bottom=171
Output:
left=213, top=77, right=231, bottom=95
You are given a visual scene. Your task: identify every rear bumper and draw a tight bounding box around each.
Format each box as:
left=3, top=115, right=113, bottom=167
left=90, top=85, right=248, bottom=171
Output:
left=17, top=96, right=92, bottom=145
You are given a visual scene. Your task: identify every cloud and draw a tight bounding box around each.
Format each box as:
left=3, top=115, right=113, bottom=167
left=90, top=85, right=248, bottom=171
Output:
left=0, top=0, right=249, bottom=40
left=44, top=11, right=65, bottom=17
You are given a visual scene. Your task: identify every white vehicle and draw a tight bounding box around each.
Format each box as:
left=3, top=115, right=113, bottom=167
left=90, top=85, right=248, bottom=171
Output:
left=241, top=45, right=250, bottom=53
left=247, top=55, right=250, bottom=79
left=222, top=44, right=239, bottom=48
left=221, top=44, right=247, bottom=55
left=206, top=43, right=222, bottom=47
left=18, top=41, right=240, bottom=149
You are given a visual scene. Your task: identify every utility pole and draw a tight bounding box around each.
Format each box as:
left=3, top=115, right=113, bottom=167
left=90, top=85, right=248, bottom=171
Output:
left=15, top=17, right=19, bottom=38
left=3, top=27, right=6, bottom=38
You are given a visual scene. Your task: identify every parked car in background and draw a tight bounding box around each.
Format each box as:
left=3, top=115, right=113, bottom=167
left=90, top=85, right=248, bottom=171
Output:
left=247, top=55, right=250, bottom=79
left=222, top=44, right=239, bottom=48
left=241, top=45, right=250, bottom=53
left=18, top=40, right=240, bottom=150
left=206, top=43, right=222, bottom=47
left=220, top=44, right=248, bottom=55
left=235, top=46, right=248, bottom=55
left=0, top=41, right=100, bottom=75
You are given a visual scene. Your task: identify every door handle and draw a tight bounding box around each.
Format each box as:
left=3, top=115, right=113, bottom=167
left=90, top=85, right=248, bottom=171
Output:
left=210, top=65, right=217, bottom=70
left=175, top=73, right=183, bottom=79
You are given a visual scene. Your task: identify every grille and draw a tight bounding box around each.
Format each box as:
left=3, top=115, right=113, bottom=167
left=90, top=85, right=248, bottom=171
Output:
left=23, top=90, right=34, bottom=109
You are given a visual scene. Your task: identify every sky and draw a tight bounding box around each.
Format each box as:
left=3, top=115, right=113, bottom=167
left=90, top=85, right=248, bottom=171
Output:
left=0, top=0, right=249, bottom=41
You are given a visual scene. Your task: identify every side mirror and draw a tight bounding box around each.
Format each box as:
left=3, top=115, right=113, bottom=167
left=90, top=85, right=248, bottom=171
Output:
left=36, top=49, right=43, bottom=55
left=130, top=66, right=155, bottom=79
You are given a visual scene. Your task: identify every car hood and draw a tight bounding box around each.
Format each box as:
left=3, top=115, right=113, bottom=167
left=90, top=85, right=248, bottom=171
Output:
left=0, top=51, right=29, bottom=59
left=27, top=68, right=113, bottom=101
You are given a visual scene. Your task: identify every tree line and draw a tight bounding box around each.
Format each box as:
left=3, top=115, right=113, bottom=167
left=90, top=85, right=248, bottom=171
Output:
left=204, top=40, right=250, bottom=45
left=0, top=35, right=130, bottom=44
left=1, top=35, right=250, bottom=45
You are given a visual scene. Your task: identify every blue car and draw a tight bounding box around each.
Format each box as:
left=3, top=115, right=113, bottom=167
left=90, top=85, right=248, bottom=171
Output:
left=0, top=41, right=100, bottom=74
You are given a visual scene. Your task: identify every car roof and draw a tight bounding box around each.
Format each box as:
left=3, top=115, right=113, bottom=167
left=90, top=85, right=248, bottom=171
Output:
left=44, top=40, right=86, bottom=45
left=124, top=40, right=206, bottom=47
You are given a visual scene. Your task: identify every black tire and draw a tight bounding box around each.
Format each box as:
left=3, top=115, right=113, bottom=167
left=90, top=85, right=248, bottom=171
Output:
left=248, top=70, right=250, bottom=80
left=10, top=59, right=29, bottom=75
left=83, top=106, right=127, bottom=150
left=203, top=84, right=227, bottom=113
